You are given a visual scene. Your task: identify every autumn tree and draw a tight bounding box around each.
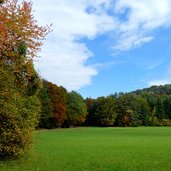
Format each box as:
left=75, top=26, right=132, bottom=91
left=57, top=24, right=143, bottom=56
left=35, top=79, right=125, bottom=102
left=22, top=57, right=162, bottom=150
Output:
left=47, top=82, right=67, bottom=128
left=0, top=0, right=51, bottom=59
left=0, top=0, right=51, bottom=94
left=0, top=0, right=51, bottom=158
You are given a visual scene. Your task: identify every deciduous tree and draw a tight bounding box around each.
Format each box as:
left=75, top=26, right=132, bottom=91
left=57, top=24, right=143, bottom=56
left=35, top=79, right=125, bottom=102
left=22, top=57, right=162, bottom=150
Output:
left=47, top=82, right=67, bottom=128
left=0, top=0, right=51, bottom=59
left=66, top=91, right=87, bottom=127
left=0, top=0, right=50, bottom=158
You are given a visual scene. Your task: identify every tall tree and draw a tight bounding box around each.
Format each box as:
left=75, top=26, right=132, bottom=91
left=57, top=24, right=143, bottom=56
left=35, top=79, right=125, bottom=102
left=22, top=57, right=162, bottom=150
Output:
left=0, top=65, right=41, bottom=158
left=115, top=95, right=136, bottom=127
left=47, top=82, right=67, bottom=128
left=85, top=98, right=96, bottom=125
left=38, top=80, right=53, bottom=129
left=0, top=0, right=50, bottom=158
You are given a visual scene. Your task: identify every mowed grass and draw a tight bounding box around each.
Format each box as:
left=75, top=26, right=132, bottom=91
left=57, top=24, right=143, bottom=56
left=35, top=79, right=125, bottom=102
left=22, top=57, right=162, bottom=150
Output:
left=1, top=127, right=171, bottom=171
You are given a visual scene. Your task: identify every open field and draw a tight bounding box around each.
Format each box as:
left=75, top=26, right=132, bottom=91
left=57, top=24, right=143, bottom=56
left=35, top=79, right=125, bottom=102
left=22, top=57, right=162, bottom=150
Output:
left=1, top=127, right=171, bottom=171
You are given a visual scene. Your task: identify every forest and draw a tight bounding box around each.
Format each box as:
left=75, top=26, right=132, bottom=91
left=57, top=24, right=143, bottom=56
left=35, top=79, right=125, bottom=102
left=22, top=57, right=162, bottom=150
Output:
left=38, top=81, right=171, bottom=128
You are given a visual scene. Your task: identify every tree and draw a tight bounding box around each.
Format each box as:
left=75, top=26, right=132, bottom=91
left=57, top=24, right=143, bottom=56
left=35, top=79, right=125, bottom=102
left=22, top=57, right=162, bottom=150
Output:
left=47, top=82, right=67, bottom=128
left=90, top=96, right=117, bottom=126
left=163, top=96, right=171, bottom=119
left=0, top=0, right=50, bottom=158
left=115, top=98, right=133, bottom=126
left=0, top=0, right=50, bottom=95
left=0, top=66, right=41, bottom=158
left=66, top=91, right=87, bottom=127
left=135, top=96, right=150, bottom=126
left=155, top=97, right=165, bottom=119
left=148, top=107, right=159, bottom=126
left=0, top=0, right=51, bottom=59
left=116, top=95, right=151, bottom=126
left=38, top=80, right=53, bottom=129
left=85, top=97, right=96, bottom=125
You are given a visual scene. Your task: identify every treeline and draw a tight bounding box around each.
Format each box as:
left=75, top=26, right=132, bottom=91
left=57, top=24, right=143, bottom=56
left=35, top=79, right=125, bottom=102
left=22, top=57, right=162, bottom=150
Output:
left=86, top=90, right=171, bottom=127
left=38, top=84, right=171, bottom=129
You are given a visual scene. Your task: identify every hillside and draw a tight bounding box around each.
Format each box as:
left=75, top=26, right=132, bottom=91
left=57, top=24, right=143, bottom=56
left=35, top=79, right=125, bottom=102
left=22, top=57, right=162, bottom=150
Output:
left=131, top=84, right=171, bottom=95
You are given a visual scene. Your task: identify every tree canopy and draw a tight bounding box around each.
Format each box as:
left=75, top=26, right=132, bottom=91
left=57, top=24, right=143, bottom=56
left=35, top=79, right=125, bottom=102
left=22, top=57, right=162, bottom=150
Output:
left=0, top=0, right=51, bottom=59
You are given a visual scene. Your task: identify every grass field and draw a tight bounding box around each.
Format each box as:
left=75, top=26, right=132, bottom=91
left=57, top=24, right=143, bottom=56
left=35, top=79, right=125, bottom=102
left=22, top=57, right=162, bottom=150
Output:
left=1, top=127, right=171, bottom=171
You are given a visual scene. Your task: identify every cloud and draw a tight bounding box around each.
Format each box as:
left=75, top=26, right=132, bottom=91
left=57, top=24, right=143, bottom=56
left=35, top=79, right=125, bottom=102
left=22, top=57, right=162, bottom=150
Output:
left=114, top=35, right=153, bottom=51
left=148, top=80, right=170, bottom=86
left=32, top=0, right=116, bottom=90
left=146, top=60, right=163, bottom=71
left=114, top=0, right=171, bottom=50
left=148, top=62, right=171, bottom=86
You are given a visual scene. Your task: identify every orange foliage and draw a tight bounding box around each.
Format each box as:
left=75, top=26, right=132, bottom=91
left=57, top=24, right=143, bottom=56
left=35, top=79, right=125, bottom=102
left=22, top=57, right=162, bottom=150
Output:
left=47, top=82, right=67, bottom=127
left=0, top=0, right=52, bottom=59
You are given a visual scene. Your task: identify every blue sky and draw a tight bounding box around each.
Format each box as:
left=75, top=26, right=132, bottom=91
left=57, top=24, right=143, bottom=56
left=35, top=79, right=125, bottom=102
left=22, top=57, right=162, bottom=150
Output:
left=30, top=0, right=171, bottom=98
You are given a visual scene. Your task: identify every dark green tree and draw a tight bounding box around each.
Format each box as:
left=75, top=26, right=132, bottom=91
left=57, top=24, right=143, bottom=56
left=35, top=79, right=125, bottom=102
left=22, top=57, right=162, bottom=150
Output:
left=93, top=96, right=117, bottom=126
left=164, top=96, right=171, bottom=119
left=155, top=97, right=165, bottom=119
left=135, top=96, right=150, bottom=126
left=65, top=91, right=87, bottom=127
left=85, top=98, right=96, bottom=125
left=38, top=80, right=53, bottom=128
left=115, top=96, right=133, bottom=126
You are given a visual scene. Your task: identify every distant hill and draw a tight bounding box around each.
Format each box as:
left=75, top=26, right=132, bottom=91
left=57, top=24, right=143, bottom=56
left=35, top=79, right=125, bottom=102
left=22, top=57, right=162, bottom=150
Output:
left=131, top=84, right=171, bottom=95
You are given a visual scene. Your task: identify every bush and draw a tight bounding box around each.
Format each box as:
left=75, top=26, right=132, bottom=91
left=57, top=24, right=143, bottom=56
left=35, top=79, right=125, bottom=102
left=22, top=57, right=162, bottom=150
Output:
left=158, top=119, right=171, bottom=126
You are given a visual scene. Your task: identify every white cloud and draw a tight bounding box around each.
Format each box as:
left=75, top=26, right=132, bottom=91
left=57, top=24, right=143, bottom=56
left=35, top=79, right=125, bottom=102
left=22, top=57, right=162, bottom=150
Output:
left=148, top=62, right=171, bottom=87
left=114, top=0, right=171, bottom=50
left=148, top=80, right=170, bottom=87
left=36, top=41, right=98, bottom=90
left=32, top=0, right=116, bottom=90
left=114, top=35, right=153, bottom=51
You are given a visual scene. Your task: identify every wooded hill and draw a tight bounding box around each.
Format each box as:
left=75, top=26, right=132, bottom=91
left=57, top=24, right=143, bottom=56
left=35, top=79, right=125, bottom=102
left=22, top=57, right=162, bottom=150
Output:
left=84, top=84, right=171, bottom=127
left=131, top=84, right=171, bottom=95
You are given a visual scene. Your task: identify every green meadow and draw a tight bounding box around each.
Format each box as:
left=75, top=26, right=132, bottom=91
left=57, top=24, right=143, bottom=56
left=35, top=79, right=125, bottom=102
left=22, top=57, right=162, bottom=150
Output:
left=1, top=127, right=171, bottom=171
